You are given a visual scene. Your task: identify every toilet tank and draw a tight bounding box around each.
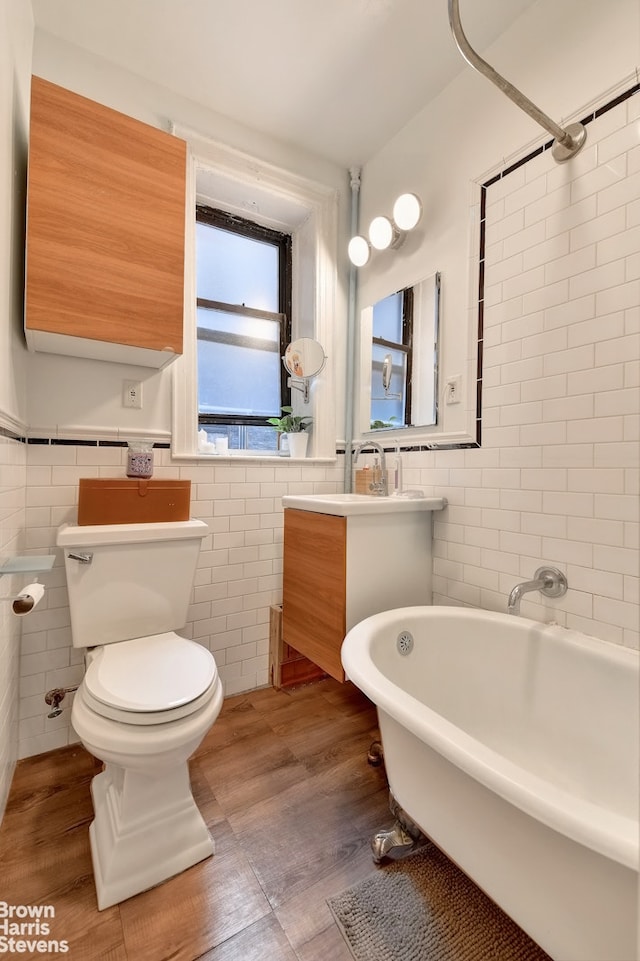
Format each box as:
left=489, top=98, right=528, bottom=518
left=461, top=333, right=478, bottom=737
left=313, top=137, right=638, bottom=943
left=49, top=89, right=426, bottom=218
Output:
left=57, top=520, right=209, bottom=648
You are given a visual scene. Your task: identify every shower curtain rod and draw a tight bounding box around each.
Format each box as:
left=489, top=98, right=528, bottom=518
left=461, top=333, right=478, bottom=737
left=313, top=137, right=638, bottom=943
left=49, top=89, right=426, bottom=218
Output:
left=448, top=0, right=586, bottom=163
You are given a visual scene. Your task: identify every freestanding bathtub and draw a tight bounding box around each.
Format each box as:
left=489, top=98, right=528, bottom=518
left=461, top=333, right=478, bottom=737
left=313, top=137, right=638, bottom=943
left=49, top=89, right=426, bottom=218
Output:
left=341, top=606, right=639, bottom=961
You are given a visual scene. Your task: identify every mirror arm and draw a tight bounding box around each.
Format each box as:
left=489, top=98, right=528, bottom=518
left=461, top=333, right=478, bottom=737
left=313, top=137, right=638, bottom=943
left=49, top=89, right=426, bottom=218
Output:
left=282, top=338, right=326, bottom=405
left=287, top=376, right=311, bottom=404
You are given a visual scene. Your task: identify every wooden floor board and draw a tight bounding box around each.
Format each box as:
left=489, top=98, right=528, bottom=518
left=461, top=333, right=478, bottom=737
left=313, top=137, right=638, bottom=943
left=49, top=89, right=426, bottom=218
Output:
left=201, top=726, right=310, bottom=818
left=196, top=914, right=299, bottom=961
left=290, top=922, right=354, bottom=961
left=118, top=845, right=273, bottom=961
left=274, top=832, right=379, bottom=951
left=0, top=680, right=389, bottom=961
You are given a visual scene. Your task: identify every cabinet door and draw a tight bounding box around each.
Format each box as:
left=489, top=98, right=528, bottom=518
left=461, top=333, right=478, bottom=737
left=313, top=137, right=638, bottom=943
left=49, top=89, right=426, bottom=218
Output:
left=25, top=76, right=186, bottom=366
left=283, top=509, right=347, bottom=682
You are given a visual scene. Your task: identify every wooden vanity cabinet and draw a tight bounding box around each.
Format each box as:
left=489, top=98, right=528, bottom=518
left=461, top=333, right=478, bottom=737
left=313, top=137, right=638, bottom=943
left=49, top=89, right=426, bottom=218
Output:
left=25, top=76, right=187, bottom=367
left=283, top=509, right=347, bottom=681
left=282, top=507, right=434, bottom=682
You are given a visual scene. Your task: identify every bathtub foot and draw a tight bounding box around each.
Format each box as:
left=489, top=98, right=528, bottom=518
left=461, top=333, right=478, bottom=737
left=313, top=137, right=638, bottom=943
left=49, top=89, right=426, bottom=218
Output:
left=371, top=794, right=427, bottom=863
left=367, top=740, right=384, bottom=766
left=371, top=822, right=416, bottom=863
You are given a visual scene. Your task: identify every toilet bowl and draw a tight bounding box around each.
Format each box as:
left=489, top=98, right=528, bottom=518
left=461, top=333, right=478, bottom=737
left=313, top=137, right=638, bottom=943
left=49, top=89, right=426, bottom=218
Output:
left=57, top=520, right=222, bottom=910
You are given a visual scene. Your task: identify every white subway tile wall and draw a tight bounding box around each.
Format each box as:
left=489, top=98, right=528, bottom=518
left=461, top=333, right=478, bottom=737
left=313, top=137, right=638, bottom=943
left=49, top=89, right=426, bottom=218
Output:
left=18, top=446, right=343, bottom=758
left=13, top=88, right=640, bottom=761
left=428, top=91, right=639, bottom=644
left=0, top=435, right=26, bottom=815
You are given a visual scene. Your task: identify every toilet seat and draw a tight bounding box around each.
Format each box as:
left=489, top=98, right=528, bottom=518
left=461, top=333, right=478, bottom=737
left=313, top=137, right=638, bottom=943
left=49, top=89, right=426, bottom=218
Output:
left=82, top=632, right=218, bottom=726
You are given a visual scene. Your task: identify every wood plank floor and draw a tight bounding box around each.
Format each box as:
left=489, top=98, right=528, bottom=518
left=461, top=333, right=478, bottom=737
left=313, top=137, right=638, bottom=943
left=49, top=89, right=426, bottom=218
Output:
left=0, top=679, right=391, bottom=960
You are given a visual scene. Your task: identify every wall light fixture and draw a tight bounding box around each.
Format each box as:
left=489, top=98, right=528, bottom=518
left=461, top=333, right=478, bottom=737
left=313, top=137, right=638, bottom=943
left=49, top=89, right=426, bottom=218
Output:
left=393, top=192, right=422, bottom=230
left=347, top=234, right=371, bottom=267
left=369, top=215, right=399, bottom=251
left=348, top=192, right=422, bottom=267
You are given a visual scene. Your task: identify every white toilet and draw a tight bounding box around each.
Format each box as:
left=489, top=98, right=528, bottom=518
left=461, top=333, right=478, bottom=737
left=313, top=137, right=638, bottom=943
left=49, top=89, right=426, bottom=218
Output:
left=57, top=519, right=223, bottom=910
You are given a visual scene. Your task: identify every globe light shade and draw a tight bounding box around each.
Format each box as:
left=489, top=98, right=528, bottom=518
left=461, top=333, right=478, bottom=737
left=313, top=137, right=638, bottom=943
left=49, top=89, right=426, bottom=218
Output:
left=348, top=235, right=371, bottom=267
left=393, top=193, right=422, bottom=231
left=368, top=215, right=395, bottom=250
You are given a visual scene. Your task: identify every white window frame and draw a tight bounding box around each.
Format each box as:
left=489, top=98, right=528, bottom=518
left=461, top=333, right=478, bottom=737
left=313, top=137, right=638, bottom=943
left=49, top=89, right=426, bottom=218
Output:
left=170, top=128, right=338, bottom=461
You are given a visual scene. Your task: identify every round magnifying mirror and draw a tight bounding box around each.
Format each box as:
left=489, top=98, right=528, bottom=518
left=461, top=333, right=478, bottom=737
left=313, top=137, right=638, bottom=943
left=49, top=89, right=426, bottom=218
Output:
left=284, top=338, right=326, bottom=378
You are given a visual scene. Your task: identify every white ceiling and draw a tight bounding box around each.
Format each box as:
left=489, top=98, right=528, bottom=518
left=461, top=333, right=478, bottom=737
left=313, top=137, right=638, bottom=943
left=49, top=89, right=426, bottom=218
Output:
left=31, top=0, right=539, bottom=167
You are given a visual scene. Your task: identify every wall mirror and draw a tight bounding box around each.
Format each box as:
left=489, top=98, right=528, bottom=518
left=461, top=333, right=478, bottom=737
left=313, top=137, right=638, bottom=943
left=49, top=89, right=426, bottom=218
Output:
left=360, top=272, right=440, bottom=433
left=284, top=337, right=326, bottom=403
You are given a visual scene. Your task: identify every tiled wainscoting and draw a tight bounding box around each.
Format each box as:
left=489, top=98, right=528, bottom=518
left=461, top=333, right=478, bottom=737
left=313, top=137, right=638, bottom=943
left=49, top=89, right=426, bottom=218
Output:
left=18, top=443, right=343, bottom=758
left=0, top=433, right=27, bottom=815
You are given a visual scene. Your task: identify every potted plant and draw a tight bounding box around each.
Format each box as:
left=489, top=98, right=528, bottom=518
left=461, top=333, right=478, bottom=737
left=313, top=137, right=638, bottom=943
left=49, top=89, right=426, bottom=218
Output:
left=370, top=416, right=398, bottom=429
left=266, top=406, right=312, bottom=457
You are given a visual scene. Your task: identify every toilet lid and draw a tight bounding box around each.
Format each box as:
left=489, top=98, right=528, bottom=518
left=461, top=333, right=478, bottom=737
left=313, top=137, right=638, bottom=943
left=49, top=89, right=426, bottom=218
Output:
left=84, top=632, right=216, bottom=713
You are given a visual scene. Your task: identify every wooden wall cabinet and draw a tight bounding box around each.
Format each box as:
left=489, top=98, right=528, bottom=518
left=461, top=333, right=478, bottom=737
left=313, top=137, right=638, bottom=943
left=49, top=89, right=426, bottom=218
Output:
left=25, top=76, right=187, bottom=368
left=282, top=506, right=435, bottom=682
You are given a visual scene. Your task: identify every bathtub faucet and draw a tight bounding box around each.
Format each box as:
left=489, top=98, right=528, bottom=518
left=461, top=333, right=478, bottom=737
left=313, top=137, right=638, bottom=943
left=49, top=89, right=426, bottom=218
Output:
left=507, top=566, right=568, bottom=615
left=352, top=441, right=388, bottom=496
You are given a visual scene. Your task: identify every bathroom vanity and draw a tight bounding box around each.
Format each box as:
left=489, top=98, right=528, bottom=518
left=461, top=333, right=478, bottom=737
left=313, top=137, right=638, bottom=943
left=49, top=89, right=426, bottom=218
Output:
left=282, top=494, right=445, bottom=681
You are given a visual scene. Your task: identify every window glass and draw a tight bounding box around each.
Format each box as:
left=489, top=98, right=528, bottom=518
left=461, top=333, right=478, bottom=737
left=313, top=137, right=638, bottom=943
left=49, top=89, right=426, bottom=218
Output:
left=372, top=291, right=403, bottom=342
left=197, top=309, right=281, bottom=417
left=197, top=306, right=280, bottom=343
left=370, top=344, right=407, bottom=428
left=369, top=286, right=413, bottom=430
left=195, top=206, right=291, bottom=450
left=196, top=222, right=279, bottom=311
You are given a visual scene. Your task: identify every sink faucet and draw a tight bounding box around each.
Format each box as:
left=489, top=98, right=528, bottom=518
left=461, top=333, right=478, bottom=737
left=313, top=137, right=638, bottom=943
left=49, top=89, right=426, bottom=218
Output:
left=507, top=566, right=568, bottom=615
left=353, top=441, right=388, bottom=496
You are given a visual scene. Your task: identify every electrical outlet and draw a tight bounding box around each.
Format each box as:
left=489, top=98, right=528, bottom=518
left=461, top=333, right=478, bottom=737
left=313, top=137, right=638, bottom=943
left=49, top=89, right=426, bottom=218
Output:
left=123, top=380, right=142, bottom=409
left=445, top=374, right=462, bottom=405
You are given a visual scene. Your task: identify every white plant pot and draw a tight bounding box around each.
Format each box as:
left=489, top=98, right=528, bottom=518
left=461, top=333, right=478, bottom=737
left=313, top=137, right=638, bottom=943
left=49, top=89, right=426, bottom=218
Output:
left=286, top=432, right=309, bottom=458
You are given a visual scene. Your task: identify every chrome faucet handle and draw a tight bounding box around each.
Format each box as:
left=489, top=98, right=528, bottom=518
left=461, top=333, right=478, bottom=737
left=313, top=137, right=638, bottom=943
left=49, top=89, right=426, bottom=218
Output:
left=371, top=472, right=389, bottom=495
left=368, top=479, right=387, bottom=496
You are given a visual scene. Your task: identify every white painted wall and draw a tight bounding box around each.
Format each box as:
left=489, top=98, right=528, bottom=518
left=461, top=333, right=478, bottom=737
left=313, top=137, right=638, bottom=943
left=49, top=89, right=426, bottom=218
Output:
left=354, top=0, right=639, bottom=444
left=28, top=31, right=350, bottom=438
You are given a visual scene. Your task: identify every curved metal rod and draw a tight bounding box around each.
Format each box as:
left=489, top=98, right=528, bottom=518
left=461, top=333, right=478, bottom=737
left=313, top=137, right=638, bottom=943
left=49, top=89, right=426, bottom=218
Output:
left=448, top=0, right=586, bottom=162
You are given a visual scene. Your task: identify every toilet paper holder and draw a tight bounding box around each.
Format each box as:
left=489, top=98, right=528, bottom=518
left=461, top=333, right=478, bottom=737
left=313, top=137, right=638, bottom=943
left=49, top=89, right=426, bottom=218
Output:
left=0, top=581, right=46, bottom=615
left=0, top=557, right=53, bottom=616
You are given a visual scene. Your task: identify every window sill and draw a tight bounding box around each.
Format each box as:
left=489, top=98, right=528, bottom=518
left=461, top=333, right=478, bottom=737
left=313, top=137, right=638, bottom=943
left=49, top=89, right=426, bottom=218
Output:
left=171, top=451, right=337, bottom=464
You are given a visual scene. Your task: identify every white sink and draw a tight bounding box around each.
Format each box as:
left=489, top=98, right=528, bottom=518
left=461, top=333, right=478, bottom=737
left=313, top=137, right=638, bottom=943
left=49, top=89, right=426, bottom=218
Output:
left=282, top=493, right=446, bottom=516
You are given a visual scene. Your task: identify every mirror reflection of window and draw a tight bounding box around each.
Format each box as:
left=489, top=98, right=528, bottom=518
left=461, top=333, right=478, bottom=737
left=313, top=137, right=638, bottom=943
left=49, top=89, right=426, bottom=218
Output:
left=195, top=205, right=292, bottom=451
left=369, top=288, right=413, bottom=429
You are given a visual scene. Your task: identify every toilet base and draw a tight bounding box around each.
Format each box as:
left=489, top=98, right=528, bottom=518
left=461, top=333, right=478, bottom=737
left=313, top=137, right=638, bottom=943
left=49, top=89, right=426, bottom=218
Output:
left=89, top=762, right=214, bottom=910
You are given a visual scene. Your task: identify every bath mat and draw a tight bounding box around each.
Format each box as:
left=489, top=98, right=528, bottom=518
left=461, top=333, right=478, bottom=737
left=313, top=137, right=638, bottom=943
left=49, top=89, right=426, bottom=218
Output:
left=327, top=843, right=552, bottom=961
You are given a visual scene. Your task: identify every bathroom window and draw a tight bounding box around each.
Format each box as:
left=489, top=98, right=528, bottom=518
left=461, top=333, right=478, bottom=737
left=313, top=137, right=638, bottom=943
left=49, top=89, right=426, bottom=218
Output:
left=196, top=205, right=292, bottom=451
left=170, top=129, right=337, bottom=461
left=369, top=287, right=414, bottom=429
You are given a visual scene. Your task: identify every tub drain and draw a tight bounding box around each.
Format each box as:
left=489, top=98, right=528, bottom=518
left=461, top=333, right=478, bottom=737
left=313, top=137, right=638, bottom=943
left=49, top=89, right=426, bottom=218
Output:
left=396, top=630, right=414, bottom=655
